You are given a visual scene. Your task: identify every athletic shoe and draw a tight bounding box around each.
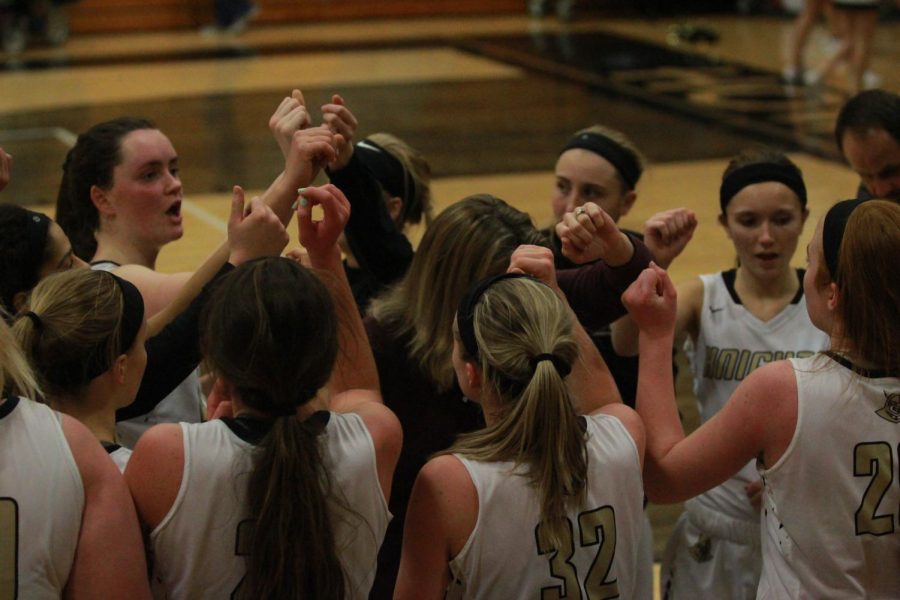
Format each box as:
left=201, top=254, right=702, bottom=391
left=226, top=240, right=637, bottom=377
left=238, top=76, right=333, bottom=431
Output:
left=781, top=66, right=805, bottom=86
left=556, top=0, right=575, bottom=21
left=201, top=3, right=260, bottom=37
left=2, top=17, right=26, bottom=53
left=224, top=3, right=259, bottom=34
left=863, top=70, right=881, bottom=90
left=44, top=5, right=69, bottom=46
left=528, top=0, right=546, bottom=17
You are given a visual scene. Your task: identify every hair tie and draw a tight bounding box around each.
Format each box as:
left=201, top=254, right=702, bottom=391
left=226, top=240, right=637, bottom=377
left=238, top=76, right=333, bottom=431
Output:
left=719, top=162, right=807, bottom=213
left=18, top=311, right=43, bottom=331
left=822, top=198, right=868, bottom=280
left=530, top=353, right=572, bottom=377
left=560, top=132, right=641, bottom=190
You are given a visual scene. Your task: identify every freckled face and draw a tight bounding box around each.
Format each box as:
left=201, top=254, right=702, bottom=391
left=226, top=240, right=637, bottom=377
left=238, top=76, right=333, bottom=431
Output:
left=721, top=182, right=807, bottom=280
left=551, top=149, right=631, bottom=222
left=102, top=129, right=184, bottom=250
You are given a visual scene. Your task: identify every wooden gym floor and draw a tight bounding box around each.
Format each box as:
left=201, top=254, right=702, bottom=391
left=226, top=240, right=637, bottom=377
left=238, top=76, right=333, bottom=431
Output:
left=2, top=7, right=897, bottom=592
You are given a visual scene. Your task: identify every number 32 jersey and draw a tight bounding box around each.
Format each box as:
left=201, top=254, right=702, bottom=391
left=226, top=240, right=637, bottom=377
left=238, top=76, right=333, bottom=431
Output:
left=446, top=413, right=644, bottom=600
left=758, top=355, right=900, bottom=599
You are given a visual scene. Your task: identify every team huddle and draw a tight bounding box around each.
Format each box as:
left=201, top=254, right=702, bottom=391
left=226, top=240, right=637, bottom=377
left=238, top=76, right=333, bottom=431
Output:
left=0, top=88, right=898, bottom=599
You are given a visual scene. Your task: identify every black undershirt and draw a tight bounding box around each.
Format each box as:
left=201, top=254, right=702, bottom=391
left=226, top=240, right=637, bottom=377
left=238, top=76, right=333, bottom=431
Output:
left=0, top=394, right=19, bottom=421
left=720, top=268, right=806, bottom=306
left=823, top=351, right=897, bottom=379
left=220, top=410, right=331, bottom=445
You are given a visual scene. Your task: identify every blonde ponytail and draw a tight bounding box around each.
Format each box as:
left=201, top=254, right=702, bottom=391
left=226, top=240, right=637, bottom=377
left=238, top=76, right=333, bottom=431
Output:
left=448, top=277, right=586, bottom=548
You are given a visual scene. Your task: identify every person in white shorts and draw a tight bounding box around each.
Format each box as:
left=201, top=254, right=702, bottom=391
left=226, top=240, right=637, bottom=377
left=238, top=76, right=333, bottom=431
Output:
left=125, top=185, right=401, bottom=599
left=612, top=147, right=829, bottom=599
left=625, top=198, right=900, bottom=598
left=394, top=244, right=646, bottom=599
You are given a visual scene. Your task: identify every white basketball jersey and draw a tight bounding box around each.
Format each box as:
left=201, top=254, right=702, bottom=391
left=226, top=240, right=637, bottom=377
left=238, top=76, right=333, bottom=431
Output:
left=149, top=412, right=389, bottom=600
left=90, top=261, right=205, bottom=448
left=446, top=414, right=644, bottom=600
left=106, top=444, right=132, bottom=474
left=0, top=397, right=84, bottom=599
left=757, top=355, right=900, bottom=599
left=115, top=370, right=204, bottom=449
left=685, top=271, right=829, bottom=524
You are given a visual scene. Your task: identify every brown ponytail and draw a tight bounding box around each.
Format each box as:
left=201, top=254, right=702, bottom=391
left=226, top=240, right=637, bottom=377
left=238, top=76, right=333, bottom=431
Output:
left=201, top=257, right=346, bottom=599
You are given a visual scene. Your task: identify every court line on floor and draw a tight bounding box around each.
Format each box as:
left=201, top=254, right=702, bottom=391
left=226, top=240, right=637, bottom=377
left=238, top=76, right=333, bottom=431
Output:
left=0, top=126, right=77, bottom=147
left=181, top=198, right=228, bottom=233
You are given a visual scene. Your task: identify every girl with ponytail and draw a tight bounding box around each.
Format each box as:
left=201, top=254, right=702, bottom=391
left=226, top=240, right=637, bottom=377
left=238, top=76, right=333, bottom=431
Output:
left=395, top=245, right=646, bottom=599
left=625, top=200, right=900, bottom=596
left=0, top=314, right=152, bottom=599
left=125, top=184, right=401, bottom=599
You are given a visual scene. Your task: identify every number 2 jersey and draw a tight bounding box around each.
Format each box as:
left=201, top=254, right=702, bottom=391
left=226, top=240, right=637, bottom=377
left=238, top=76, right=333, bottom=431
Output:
left=446, top=413, right=644, bottom=599
left=0, top=397, right=83, bottom=599
left=757, top=354, right=900, bottom=599
left=149, top=411, right=390, bottom=599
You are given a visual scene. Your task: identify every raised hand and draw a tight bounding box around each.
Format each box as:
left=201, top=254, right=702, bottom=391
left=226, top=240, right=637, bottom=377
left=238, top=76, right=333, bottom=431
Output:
left=283, top=126, right=340, bottom=190
left=227, top=185, right=290, bottom=265
left=643, top=208, right=697, bottom=268
left=269, top=89, right=310, bottom=159
left=621, top=263, right=677, bottom=340
left=555, top=202, right=634, bottom=266
left=0, top=147, right=11, bottom=193
left=320, top=94, right=359, bottom=172
left=296, top=184, right=351, bottom=267
left=508, top=244, right=560, bottom=293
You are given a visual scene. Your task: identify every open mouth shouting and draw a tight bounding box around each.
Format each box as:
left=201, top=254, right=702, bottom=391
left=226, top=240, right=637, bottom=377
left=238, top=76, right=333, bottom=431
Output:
left=166, top=200, right=183, bottom=222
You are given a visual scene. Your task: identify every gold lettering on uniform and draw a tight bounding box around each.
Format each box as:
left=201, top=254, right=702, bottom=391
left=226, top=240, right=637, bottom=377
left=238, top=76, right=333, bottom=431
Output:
left=853, top=443, right=895, bottom=536
left=704, top=347, right=719, bottom=379
left=734, top=350, right=751, bottom=381
left=716, top=349, right=739, bottom=380
left=749, top=351, right=773, bottom=373
left=706, top=348, right=820, bottom=381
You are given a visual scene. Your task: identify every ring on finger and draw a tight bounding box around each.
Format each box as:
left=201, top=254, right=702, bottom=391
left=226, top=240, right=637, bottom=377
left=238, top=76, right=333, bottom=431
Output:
left=575, top=207, right=586, bottom=217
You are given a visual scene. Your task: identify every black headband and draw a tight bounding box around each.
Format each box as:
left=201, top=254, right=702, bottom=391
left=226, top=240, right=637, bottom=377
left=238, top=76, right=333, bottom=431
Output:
left=22, top=210, right=51, bottom=289
left=355, top=139, right=416, bottom=210
left=719, top=163, right=807, bottom=213
left=560, top=132, right=641, bottom=190
left=456, top=272, right=532, bottom=360
left=70, top=271, right=144, bottom=385
left=822, top=198, right=867, bottom=280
